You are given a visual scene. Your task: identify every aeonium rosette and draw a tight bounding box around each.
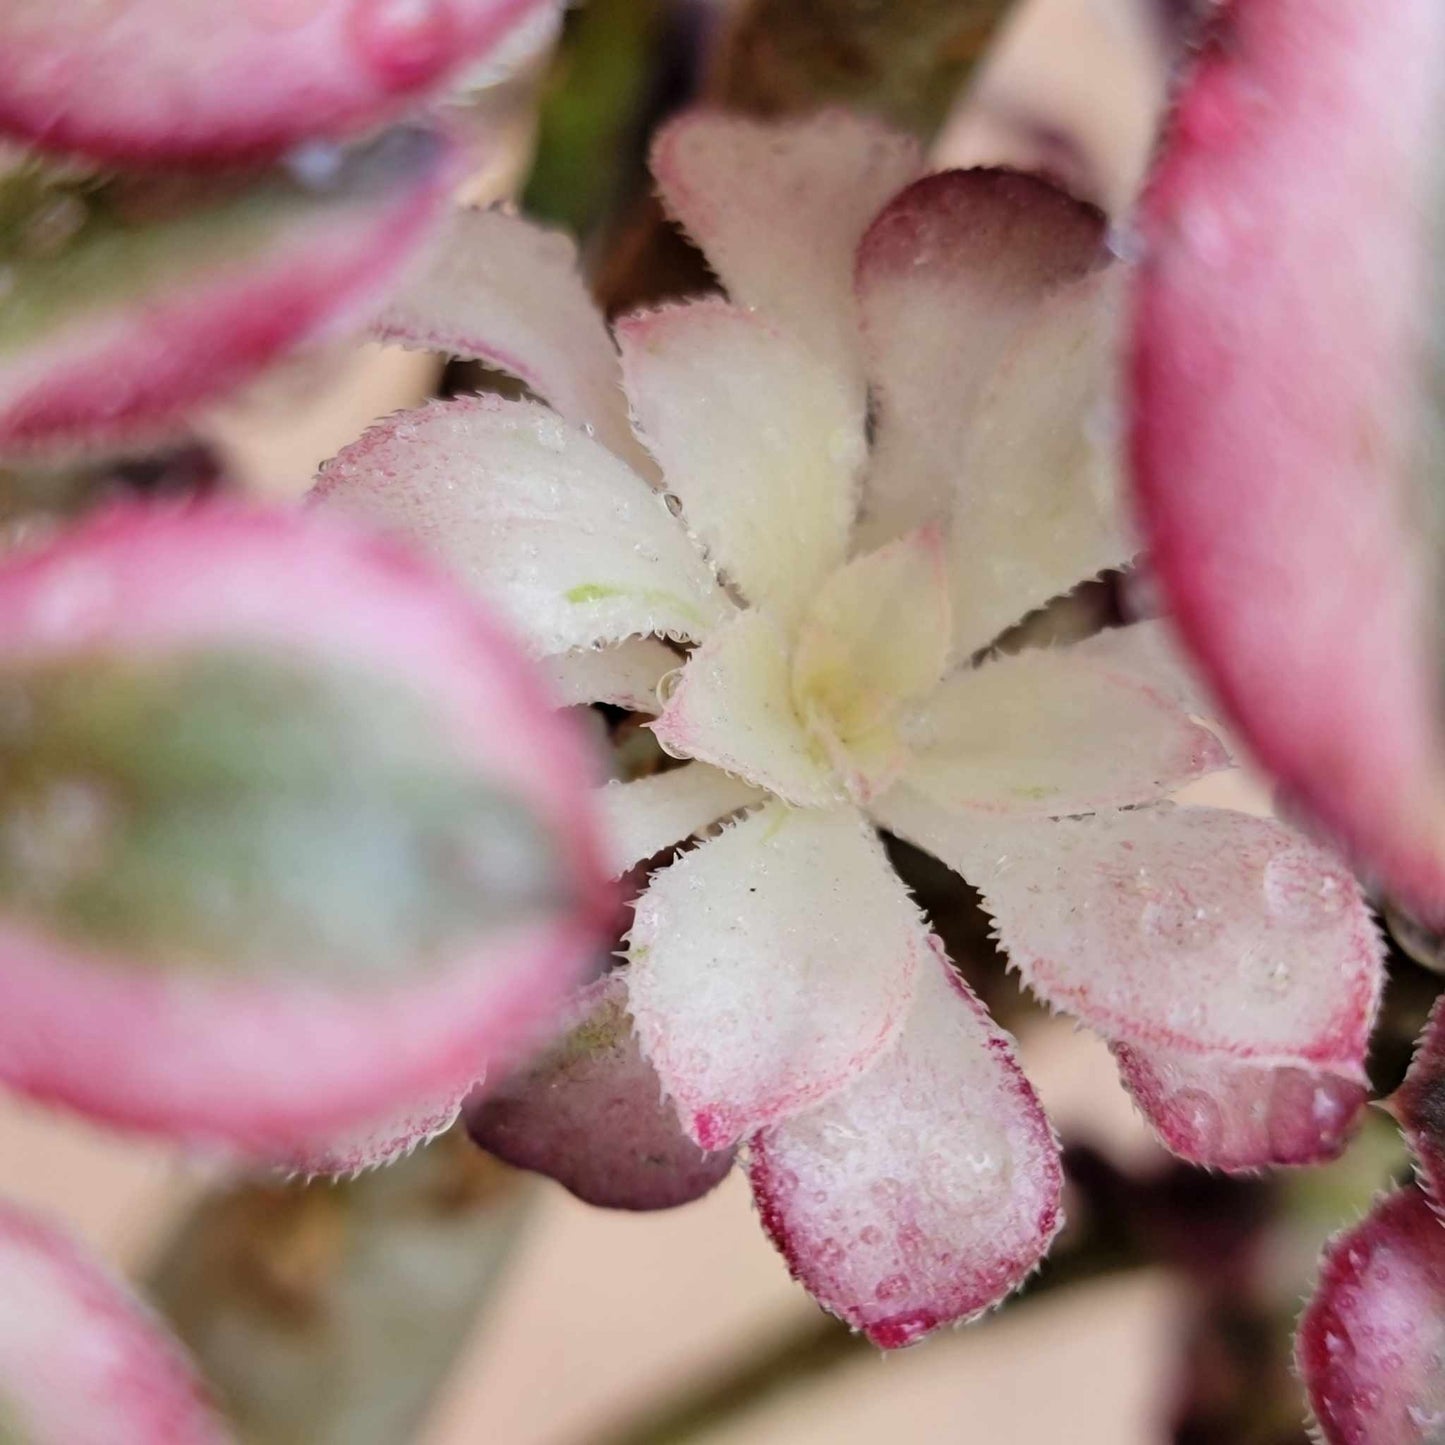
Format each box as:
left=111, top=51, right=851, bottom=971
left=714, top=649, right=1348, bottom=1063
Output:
left=313, top=109, right=1386, bottom=1346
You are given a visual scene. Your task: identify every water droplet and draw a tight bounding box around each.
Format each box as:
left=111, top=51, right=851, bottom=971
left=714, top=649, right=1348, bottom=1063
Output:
left=1266, top=1069, right=1363, bottom=1163
left=874, top=1273, right=909, bottom=1302
left=1239, top=948, right=1292, bottom=997
left=284, top=140, right=346, bottom=190
left=655, top=668, right=685, bottom=707
left=1169, top=1088, right=1223, bottom=1156
left=662, top=492, right=685, bottom=519
left=349, top=0, right=455, bottom=89
left=1140, top=890, right=1223, bottom=949
left=1263, top=850, right=1349, bottom=928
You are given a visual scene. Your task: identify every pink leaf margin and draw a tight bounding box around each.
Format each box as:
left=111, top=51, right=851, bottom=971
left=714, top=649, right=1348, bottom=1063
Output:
left=0, top=0, right=552, bottom=165
left=0, top=1199, right=230, bottom=1443
left=1127, top=0, right=1445, bottom=918
left=0, top=129, right=457, bottom=459
left=0, top=501, right=611, bottom=1160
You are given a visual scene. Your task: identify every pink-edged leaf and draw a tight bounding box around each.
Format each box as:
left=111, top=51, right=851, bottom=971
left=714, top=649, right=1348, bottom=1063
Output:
left=538, top=638, right=680, bottom=714
left=749, top=944, right=1062, bottom=1349
left=616, top=300, right=865, bottom=626
left=1113, top=1042, right=1366, bottom=1171
left=626, top=802, right=923, bottom=1151
left=467, top=972, right=736, bottom=1211
left=373, top=205, right=645, bottom=469
left=1391, top=996, right=1445, bottom=1203
left=652, top=108, right=922, bottom=397
left=0, top=129, right=454, bottom=459
left=1064, top=618, right=1220, bottom=719
left=599, top=765, right=765, bottom=878
left=0, top=0, right=552, bottom=164
left=1128, top=0, right=1445, bottom=919
left=279, top=1082, right=472, bottom=1177
left=312, top=396, right=730, bottom=656
left=856, top=167, right=1108, bottom=549
left=650, top=610, right=838, bottom=808
left=1298, top=1187, right=1445, bottom=1444
left=901, top=633, right=1228, bottom=818
left=0, top=1200, right=229, bottom=1443
left=874, top=792, right=1383, bottom=1169
left=0, top=501, right=609, bottom=1160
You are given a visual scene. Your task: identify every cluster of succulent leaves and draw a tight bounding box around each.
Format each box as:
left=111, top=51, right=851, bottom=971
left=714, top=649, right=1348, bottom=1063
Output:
left=0, top=0, right=1439, bottom=1443
left=0, top=6, right=613, bottom=1443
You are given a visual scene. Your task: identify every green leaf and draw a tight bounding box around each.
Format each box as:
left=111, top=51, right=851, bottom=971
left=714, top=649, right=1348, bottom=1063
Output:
left=0, top=647, right=562, bottom=980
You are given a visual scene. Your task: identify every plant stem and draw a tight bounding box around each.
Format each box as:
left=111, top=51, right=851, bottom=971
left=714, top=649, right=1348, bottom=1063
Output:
left=573, top=1227, right=1141, bottom=1445
left=148, top=1128, right=533, bottom=1445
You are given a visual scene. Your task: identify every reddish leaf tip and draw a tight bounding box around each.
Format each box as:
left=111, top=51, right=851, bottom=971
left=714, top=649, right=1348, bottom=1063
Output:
left=467, top=973, right=736, bottom=1212
left=1299, top=1187, right=1445, bottom=1444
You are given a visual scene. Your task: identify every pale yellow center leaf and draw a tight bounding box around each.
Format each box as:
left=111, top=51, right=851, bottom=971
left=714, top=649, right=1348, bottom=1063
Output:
left=791, top=527, right=952, bottom=799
